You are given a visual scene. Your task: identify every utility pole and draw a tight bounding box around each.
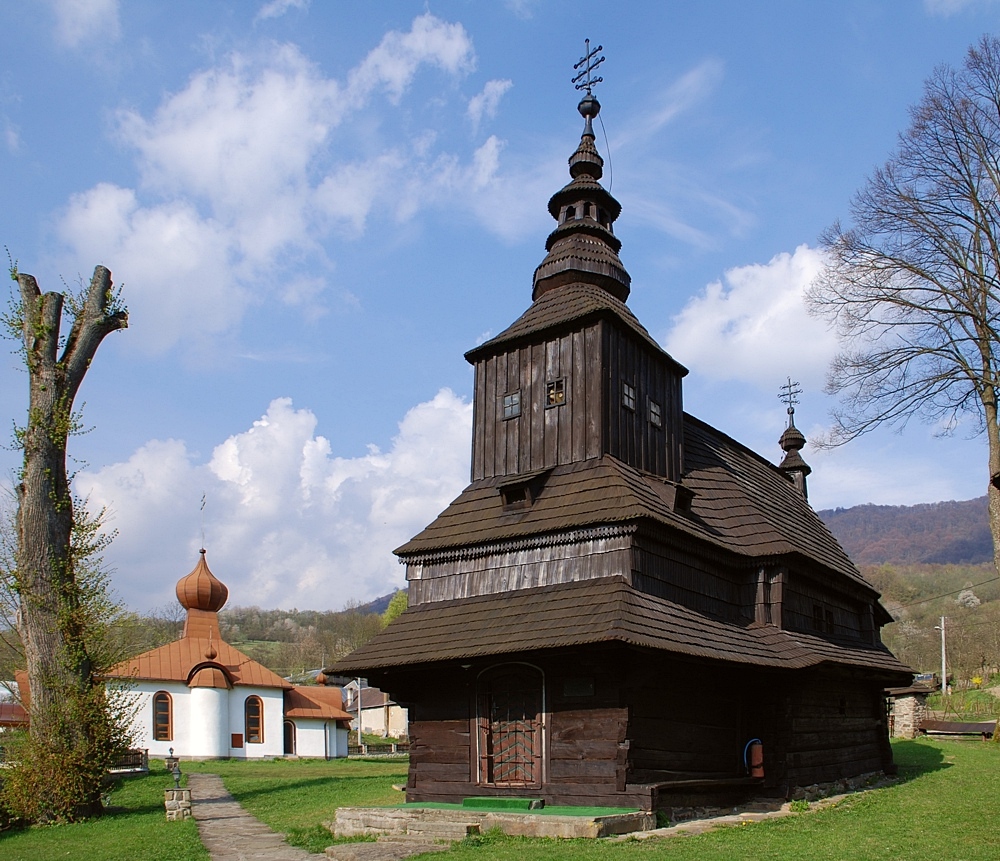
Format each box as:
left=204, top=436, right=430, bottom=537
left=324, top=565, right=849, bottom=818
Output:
left=935, top=616, right=948, bottom=696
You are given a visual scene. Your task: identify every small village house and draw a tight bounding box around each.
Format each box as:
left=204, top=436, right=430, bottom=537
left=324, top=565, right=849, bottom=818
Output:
left=343, top=680, right=408, bottom=739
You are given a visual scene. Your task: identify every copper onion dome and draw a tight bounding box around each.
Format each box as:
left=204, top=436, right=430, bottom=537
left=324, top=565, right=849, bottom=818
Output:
left=176, top=549, right=229, bottom=613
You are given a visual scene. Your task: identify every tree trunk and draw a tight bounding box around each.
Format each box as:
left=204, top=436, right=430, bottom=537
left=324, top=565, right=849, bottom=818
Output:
left=13, top=265, right=126, bottom=818
left=987, top=394, right=1000, bottom=582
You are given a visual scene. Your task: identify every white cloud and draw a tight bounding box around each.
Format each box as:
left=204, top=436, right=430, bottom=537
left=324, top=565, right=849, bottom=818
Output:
left=53, top=16, right=503, bottom=352
left=75, top=390, right=473, bottom=612
left=255, top=0, right=309, bottom=22
left=4, top=119, right=20, bottom=153
left=57, top=183, right=241, bottom=352
left=314, top=152, right=405, bottom=236
left=345, top=13, right=475, bottom=105
left=504, top=0, right=536, bottom=20
left=117, top=44, right=337, bottom=234
left=47, top=0, right=120, bottom=47
left=663, top=245, right=837, bottom=390
left=923, top=0, right=998, bottom=16
left=617, top=58, right=725, bottom=148
left=468, top=79, right=512, bottom=132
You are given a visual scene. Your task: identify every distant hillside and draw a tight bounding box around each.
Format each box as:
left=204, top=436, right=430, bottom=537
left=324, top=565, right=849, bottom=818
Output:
left=355, top=592, right=396, bottom=616
left=818, top=497, right=991, bottom=565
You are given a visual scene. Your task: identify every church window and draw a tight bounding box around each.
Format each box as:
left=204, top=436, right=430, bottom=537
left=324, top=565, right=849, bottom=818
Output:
left=564, top=206, right=576, bottom=222
left=813, top=604, right=824, bottom=632
left=245, top=696, right=264, bottom=744
left=649, top=399, right=662, bottom=428
left=545, top=379, right=566, bottom=407
left=622, top=382, right=636, bottom=411
left=502, top=391, right=521, bottom=419
left=501, top=482, right=531, bottom=511
left=153, top=691, right=172, bottom=742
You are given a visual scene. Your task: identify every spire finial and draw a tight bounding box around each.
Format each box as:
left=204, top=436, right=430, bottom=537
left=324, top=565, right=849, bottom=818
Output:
left=531, top=43, right=629, bottom=302
left=572, top=39, right=605, bottom=96
left=777, top=377, right=811, bottom=499
left=200, top=492, right=207, bottom=548
left=573, top=39, right=605, bottom=136
left=779, top=377, right=802, bottom=428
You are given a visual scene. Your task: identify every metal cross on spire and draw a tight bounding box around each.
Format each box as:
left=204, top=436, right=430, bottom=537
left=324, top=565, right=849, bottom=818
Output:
left=779, top=377, right=802, bottom=422
left=573, top=39, right=605, bottom=94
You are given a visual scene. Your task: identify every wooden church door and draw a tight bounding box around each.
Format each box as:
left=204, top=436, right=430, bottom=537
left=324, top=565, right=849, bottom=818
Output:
left=477, top=664, right=544, bottom=788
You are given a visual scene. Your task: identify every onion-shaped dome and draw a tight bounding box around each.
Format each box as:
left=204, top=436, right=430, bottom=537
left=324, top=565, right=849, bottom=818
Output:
left=778, top=406, right=812, bottom=499
left=176, top=549, right=229, bottom=613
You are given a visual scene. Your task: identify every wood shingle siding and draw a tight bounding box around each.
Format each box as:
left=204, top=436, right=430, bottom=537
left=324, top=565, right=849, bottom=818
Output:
left=336, top=577, right=908, bottom=677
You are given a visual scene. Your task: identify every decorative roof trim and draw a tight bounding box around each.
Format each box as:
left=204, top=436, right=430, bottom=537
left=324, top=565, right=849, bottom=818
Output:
left=186, top=661, right=235, bottom=688
left=400, top=523, right=638, bottom=567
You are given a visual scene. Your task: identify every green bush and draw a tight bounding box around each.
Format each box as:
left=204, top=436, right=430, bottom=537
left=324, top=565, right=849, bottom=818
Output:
left=0, top=683, right=133, bottom=822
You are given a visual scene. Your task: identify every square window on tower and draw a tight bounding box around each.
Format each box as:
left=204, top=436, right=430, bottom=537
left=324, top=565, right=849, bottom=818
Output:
left=546, top=379, right=566, bottom=407
left=502, top=391, right=521, bottom=419
left=622, top=382, right=636, bottom=411
left=649, top=399, right=662, bottom=428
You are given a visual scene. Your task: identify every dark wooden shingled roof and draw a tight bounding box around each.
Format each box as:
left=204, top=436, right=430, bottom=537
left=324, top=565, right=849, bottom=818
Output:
left=333, top=576, right=910, bottom=679
left=396, top=413, right=871, bottom=592
left=464, top=281, right=687, bottom=375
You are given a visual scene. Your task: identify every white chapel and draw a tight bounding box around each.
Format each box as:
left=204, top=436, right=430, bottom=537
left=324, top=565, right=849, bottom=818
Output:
left=106, top=550, right=351, bottom=759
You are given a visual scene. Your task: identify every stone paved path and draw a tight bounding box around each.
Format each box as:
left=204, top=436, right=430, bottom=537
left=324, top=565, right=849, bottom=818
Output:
left=187, top=773, right=327, bottom=861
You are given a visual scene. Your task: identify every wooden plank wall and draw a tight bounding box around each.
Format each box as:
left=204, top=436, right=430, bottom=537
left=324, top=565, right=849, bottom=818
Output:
left=471, top=321, right=683, bottom=482
left=472, top=324, right=603, bottom=481
left=604, top=324, right=683, bottom=482
left=783, top=574, right=869, bottom=641
left=631, top=535, right=746, bottom=623
left=400, top=656, right=653, bottom=810
left=388, top=655, right=893, bottom=811
left=626, top=666, right=744, bottom=783
left=408, top=534, right=633, bottom=603
left=780, top=677, right=890, bottom=786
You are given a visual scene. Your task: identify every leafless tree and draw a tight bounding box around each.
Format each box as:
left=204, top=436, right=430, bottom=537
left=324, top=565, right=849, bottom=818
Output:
left=809, top=36, right=1000, bottom=576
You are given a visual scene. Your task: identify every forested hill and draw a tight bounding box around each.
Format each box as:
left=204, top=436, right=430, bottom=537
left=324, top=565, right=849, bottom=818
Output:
left=818, top=497, right=991, bottom=565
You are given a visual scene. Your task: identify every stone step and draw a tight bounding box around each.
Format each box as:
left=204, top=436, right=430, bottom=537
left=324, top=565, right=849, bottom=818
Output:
left=325, top=840, right=448, bottom=861
left=400, top=820, right=480, bottom=839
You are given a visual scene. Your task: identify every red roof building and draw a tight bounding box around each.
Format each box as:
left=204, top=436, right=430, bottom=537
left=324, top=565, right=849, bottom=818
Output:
left=104, top=551, right=351, bottom=759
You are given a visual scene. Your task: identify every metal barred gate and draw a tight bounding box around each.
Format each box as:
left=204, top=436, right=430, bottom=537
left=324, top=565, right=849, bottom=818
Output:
left=477, top=665, right=543, bottom=788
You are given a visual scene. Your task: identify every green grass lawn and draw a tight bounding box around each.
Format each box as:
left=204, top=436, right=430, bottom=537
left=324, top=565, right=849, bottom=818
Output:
left=2, top=741, right=999, bottom=860
left=439, top=740, right=1000, bottom=861
left=0, top=762, right=208, bottom=861
left=185, top=756, right=408, bottom=852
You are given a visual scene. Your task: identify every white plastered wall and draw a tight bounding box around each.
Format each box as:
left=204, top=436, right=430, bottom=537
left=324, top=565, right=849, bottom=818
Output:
left=359, top=703, right=408, bottom=738
left=228, top=686, right=285, bottom=758
left=293, top=720, right=349, bottom=758
left=121, top=680, right=189, bottom=759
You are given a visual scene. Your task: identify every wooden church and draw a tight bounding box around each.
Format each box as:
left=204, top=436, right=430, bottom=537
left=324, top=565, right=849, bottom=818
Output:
left=333, top=67, right=910, bottom=811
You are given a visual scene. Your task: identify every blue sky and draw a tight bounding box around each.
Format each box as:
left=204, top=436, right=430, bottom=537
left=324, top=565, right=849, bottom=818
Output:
left=2, top=1, right=999, bottom=612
